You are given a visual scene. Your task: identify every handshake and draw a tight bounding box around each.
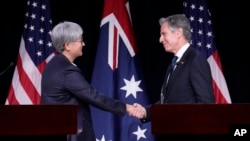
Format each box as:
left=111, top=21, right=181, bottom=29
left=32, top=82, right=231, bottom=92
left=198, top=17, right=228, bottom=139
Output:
left=126, top=103, right=146, bottom=119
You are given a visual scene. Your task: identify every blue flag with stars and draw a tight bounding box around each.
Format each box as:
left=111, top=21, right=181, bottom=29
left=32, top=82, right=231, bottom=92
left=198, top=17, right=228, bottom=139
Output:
left=91, top=0, right=154, bottom=140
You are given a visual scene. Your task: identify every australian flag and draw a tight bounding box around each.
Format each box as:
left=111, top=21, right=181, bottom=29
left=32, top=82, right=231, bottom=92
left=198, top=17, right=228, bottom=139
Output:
left=91, top=0, right=154, bottom=140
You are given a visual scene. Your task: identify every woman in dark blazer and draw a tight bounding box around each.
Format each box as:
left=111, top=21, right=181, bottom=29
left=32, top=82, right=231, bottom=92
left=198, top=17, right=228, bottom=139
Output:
left=40, top=21, right=143, bottom=141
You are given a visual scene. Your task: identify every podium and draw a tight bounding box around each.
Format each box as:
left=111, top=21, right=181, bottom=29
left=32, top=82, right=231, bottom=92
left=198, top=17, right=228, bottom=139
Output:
left=0, top=105, right=77, bottom=141
left=151, top=104, right=250, bottom=140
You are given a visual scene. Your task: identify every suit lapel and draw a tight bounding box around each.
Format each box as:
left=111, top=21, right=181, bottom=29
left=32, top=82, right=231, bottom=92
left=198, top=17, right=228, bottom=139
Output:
left=164, top=46, right=194, bottom=98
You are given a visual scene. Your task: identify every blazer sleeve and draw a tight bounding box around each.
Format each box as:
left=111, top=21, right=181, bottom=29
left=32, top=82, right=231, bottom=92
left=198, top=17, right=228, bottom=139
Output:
left=190, top=55, right=215, bottom=103
left=64, top=66, right=126, bottom=115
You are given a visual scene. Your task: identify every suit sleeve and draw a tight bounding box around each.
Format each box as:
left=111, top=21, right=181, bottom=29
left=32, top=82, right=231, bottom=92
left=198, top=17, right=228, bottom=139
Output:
left=141, top=105, right=152, bottom=123
left=64, top=66, right=126, bottom=115
left=190, top=55, right=215, bottom=103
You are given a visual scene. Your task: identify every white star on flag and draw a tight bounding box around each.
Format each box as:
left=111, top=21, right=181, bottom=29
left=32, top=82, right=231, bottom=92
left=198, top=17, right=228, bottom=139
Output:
left=132, top=126, right=147, bottom=141
left=120, top=75, right=143, bottom=98
left=96, top=134, right=111, bottom=141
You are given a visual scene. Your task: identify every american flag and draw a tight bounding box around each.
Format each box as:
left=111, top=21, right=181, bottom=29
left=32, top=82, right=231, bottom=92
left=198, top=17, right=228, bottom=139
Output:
left=183, top=0, right=231, bottom=103
left=91, top=0, right=155, bottom=140
left=5, top=0, right=55, bottom=105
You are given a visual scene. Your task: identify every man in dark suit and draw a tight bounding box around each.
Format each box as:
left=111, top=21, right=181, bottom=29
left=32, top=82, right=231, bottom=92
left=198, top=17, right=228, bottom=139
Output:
left=40, top=21, right=144, bottom=141
left=131, top=14, right=215, bottom=122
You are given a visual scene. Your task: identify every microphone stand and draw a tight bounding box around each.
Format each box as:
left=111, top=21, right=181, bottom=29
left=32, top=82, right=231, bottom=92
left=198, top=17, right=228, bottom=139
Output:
left=0, top=62, right=14, bottom=76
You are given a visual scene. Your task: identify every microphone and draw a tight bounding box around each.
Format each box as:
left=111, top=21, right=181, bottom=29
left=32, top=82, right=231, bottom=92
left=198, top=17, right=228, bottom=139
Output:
left=0, top=62, right=15, bottom=76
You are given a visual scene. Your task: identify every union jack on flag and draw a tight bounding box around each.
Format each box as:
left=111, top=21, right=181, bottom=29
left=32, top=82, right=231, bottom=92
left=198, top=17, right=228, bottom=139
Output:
left=6, top=0, right=55, bottom=105
left=91, top=0, right=154, bottom=140
left=183, top=0, right=231, bottom=103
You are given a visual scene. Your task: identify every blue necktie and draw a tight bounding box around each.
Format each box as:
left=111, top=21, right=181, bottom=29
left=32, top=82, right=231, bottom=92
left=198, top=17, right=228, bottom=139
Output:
left=167, top=56, right=178, bottom=82
left=160, top=56, right=178, bottom=104
left=171, top=56, right=178, bottom=68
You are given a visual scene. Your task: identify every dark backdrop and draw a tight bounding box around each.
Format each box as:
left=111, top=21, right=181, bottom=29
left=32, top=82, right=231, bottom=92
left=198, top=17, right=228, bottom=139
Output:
left=1, top=0, right=248, bottom=104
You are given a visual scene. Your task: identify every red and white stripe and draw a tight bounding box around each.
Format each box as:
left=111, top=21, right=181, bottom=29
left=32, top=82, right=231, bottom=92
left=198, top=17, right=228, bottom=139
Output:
left=5, top=37, right=54, bottom=105
left=208, top=50, right=231, bottom=103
